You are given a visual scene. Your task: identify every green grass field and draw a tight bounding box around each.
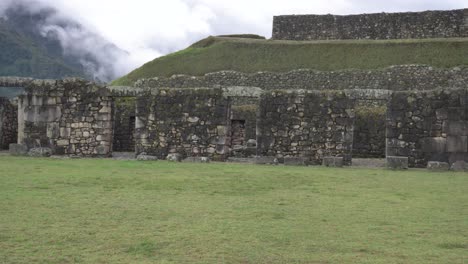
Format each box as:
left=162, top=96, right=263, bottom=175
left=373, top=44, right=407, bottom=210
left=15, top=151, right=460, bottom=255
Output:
left=112, top=37, right=468, bottom=86
left=0, top=156, right=467, bottom=263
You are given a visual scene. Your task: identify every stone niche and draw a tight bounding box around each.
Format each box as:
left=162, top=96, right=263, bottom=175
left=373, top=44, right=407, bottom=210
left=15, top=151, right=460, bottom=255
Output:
left=257, top=90, right=355, bottom=165
left=135, top=88, right=231, bottom=160
left=0, top=97, right=18, bottom=149
left=386, top=88, right=468, bottom=167
left=228, top=100, right=259, bottom=158
left=17, top=79, right=113, bottom=156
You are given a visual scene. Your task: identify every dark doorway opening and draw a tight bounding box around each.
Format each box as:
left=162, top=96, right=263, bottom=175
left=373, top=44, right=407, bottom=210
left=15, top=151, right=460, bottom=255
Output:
left=113, top=97, right=136, bottom=153
left=352, top=103, right=387, bottom=168
left=113, top=115, right=135, bottom=152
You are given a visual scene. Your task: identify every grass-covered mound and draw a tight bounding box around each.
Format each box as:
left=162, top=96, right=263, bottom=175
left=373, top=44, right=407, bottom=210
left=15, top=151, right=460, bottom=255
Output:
left=1, top=156, right=467, bottom=263
left=112, top=36, right=468, bottom=86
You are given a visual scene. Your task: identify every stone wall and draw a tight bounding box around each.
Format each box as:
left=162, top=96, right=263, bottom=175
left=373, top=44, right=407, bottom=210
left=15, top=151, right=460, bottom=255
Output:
left=257, top=90, right=355, bottom=165
left=0, top=97, right=18, bottom=149
left=0, top=76, right=35, bottom=87
left=136, top=66, right=468, bottom=91
left=135, top=88, right=230, bottom=160
left=113, top=97, right=136, bottom=152
left=272, top=9, right=468, bottom=40
left=18, top=79, right=113, bottom=156
left=386, top=88, right=468, bottom=167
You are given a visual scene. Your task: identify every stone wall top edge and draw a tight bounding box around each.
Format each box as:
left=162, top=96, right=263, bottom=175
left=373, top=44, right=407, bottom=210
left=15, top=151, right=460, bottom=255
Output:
left=0, top=76, right=94, bottom=87
left=136, top=65, right=467, bottom=84
left=273, top=8, right=467, bottom=18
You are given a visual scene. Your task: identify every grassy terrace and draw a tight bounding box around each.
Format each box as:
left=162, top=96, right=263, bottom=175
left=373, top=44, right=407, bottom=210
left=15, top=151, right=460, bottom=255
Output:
left=0, top=156, right=467, bottom=263
left=112, top=36, right=468, bottom=86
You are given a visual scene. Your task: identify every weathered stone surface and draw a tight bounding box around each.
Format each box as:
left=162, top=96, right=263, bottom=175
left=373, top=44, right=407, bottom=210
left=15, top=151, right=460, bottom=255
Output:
left=447, top=136, right=468, bottom=153
left=166, top=153, right=183, bottom=162
left=451, top=160, right=467, bottom=171
left=447, top=121, right=468, bottom=136
left=257, top=90, right=354, bottom=165
left=254, top=156, right=279, bottom=165
left=135, top=66, right=468, bottom=92
left=28, top=147, right=53, bottom=157
left=386, top=156, right=409, bottom=170
left=136, top=154, right=158, bottom=161
left=421, top=137, right=447, bottom=153
left=246, top=139, right=257, bottom=148
left=448, top=153, right=468, bottom=164
left=0, top=97, right=18, bottom=149
left=322, top=157, right=344, bottom=167
left=17, top=79, right=113, bottom=157
left=351, top=158, right=386, bottom=168
left=386, top=89, right=468, bottom=168
left=272, top=9, right=468, bottom=40
left=112, top=152, right=136, bottom=160
left=284, top=157, right=310, bottom=166
left=183, top=157, right=210, bottom=163
left=427, top=161, right=450, bottom=171
left=226, top=157, right=256, bottom=164
left=9, top=144, right=28, bottom=156
left=95, top=146, right=110, bottom=156
left=135, top=88, right=230, bottom=160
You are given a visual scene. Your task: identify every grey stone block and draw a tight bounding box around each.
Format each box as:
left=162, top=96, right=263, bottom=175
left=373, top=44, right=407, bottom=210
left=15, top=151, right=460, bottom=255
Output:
left=421, top=137, right=446, bottom=153
left=447, top=136, right=468, bottom=153
left=28, top=147, right=53, bottom=157
left=448, top=153, right=468, bottom=164
left=112, top=152, right=136, bottom=160
left=95, top=145, right=110, bottom=155
left=284, top=157, right=309, bottom=166
left=9, top=144, right=28, bottom=156
left=137, top=154, right=158, bottom=161
left=451, top=161, right=467, bottom=171
left=386, top=156, right=409, bottom=170
left=226, top=157, right=256, bottom=164
left=183, top=157, right=210, bottom=163
left=447, top=121, right=468, bottom=136
left=246, top=139, right=257, bottom=147
left=427, top=161, right=450, bottom=171
left=255, top=156, right=279, bottom=165
left=166, top=153, right=183, bottom=162
left=322, top=156, right=344, bottom=167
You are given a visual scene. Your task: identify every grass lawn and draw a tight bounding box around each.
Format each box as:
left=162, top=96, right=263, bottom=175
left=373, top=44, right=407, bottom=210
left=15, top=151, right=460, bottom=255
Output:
left=0, top=156, right=467, bottom=263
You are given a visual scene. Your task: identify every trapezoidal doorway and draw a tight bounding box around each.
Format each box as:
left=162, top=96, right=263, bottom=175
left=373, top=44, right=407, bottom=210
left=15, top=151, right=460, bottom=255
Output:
left=113, top=97, right=136, bottom=153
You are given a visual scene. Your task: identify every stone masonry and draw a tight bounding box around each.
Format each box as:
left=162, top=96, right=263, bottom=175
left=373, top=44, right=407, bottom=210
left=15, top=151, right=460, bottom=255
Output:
left=0, top=97, right=18, bottom=149
left=386, top=88, right=468, bottom=167
left=135, top=88, right=230, bottom=160
left=257, top=90, right=355, bottom=165
left=272, top=9, right=468, bottom=40
left=2, top=8, right=468, bottom=167
left=17, top=79, right=113, bottom=156
left=136, top=66, right=468, bottom=91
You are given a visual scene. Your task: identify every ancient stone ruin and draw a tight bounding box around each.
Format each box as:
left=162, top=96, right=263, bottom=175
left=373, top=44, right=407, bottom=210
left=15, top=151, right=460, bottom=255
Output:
left=1, top=8, right=467, bottom=169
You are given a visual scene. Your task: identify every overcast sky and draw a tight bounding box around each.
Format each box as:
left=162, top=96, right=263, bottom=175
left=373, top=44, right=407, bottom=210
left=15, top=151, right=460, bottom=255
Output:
left=2, top=0, right=467, bottom=76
